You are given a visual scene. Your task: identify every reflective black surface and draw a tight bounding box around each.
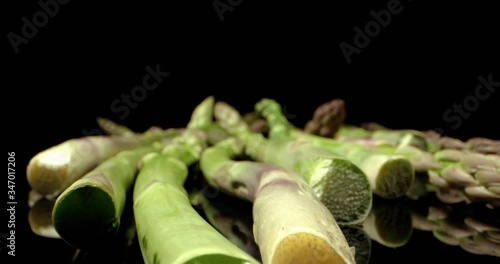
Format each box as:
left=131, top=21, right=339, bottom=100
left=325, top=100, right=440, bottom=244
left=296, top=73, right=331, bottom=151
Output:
left=24, top=176, right=500, bottom=264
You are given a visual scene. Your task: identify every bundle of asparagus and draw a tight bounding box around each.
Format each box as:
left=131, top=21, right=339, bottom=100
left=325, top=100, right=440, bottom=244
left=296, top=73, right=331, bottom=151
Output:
left=331, top=123, right=500, bottom=205
left=25, top=95, right=498, bottom=264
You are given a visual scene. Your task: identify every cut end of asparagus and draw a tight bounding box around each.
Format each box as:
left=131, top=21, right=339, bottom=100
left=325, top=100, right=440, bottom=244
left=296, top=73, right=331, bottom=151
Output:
left=307, top=158, right=372, bottom=225
left=370, top=156, right=415, bottom=199
left=27, top=150, right=71, bottom=196
left=272, top=232, right=347, bottom=264
left=53, top=180, right=119, bottom=249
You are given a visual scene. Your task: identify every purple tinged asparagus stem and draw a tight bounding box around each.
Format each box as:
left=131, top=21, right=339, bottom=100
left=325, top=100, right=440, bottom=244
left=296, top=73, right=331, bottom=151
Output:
left=200, top=137, right=356, bottom=264
left=27, top=128, right=181, bottom=198
left=213, top=100, right=372, bottom=225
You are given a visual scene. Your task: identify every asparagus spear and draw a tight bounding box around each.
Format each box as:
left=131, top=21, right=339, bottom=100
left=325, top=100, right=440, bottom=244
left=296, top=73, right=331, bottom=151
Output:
left=52, top=142, right=162, bottom=249
left=72, top=191, right=138, bottom=264
left=96, top=117, right=135, bottom=136
left=303, top=98, right=346, bottom=138
left=213, top=100, right=372, bottom=225
left=200, top=137, right=356, bottom=264
left=424, top=130, right=500, bottom=155
left=426, top=149, right=500, bottom=204
left=254, top=98, right=416, bottom=200
left=342, top=125, right=429, bottom=152
left=27, top=128, right=181, bottom=197
left=133, top=130, right=260, bottom=264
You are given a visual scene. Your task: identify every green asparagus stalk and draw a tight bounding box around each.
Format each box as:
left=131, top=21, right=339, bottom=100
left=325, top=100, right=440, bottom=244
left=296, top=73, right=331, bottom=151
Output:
left=200, top=137, right=356, bottom=264
left=339, top=123, right=430, bottom=151
left=426, top=149, right=500, bottom=204
left=96, top=117, right=135, bottom=136
left=213, top=100, right=372, bottom=225
left=72, top=191, right=138, bottom=264
left=424, top=130, right=500, bottom=155
left=254, top=98, right=416, bottom=200
left=27, top=128, right=181, bottom=197
left=133, top=130, right=260, bottom=264
left=52, top=142, right=162, bottom=249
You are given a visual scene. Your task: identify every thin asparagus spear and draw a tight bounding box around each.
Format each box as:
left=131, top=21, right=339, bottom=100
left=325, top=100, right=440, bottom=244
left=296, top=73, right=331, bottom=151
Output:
left=96, top=117, right=135, bottom=136
left=200, top=137, right=356, bottom=264
left=52, top=142, right=162, bottom=249
left=338, top=124, right=429, bottom=151
left=133, top=131, right=260, bottom=264
left=27, top=128, right=181, bottom=197
left=303, top=98, right=346, bottom=138
left=428, top=149, right=500, bottom=204
left=424, top=130, right=500, bottom=155
left=254, top=98, right=415, bottom=200
left=214, top=101, right=372, bottom=225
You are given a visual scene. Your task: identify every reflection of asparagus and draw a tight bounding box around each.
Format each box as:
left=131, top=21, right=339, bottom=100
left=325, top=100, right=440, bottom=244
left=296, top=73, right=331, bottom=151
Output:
left=29, top=196, right=60, bottom=239
left=133, top=130, right=260, bottom=264
left=191, top=192, right=262, bottom=261
left=254, top=98, right=415, bottom=200
left=410, top=200, right=500, bottom=257
left=361, top=197, right=413, bottom=248
left=338, top=225, right=371, bottom=264
left=214, top=100, right=372, bottom=225
left=200, top=137, right=356, bottom=264
left=27, top=128, right=181, bottom=197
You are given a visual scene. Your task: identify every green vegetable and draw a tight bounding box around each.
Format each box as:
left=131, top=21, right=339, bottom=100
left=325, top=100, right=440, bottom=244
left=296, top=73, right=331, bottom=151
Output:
left=213, top=100, right=372, bottom=225
left=133, top=130, right=260, bottom=264
left=52, top=142, right=161, bottom=249
left=27, top=128, right=181, bottom=197
left=200, top=137, right=356, bottom=264
left=255, top=98, right=418, bottom=199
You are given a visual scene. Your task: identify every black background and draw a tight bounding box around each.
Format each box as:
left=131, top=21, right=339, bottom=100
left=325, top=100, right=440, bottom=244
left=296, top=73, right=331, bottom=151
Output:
left=3, top=0, right=499, bottom=263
